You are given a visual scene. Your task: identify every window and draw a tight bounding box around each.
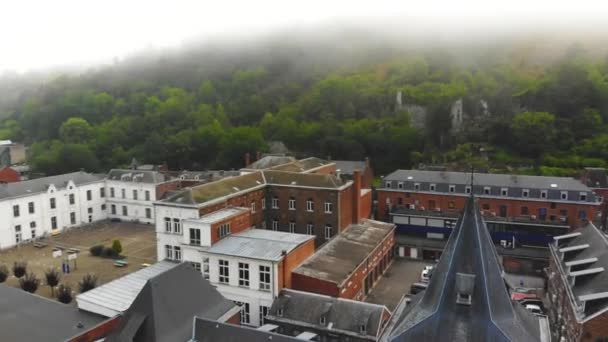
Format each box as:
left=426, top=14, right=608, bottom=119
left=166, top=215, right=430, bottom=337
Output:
left=560, top=191, right=568, bottom=200
left=110, top=187, right=115, bottom=197
left=202, top=258, right=210, bottom=279
left=50, top=198, right=56, bottom=209
left=501, top=188, right=508, bottom=196
left=397, top=182, right=404, bottom=189
left=289, top=221, right=295, bottom=233
left=164, top=217, right=171, bottom=232
left=428, top=200, right=436, bottom=209
left=133, top=190, right=138, bottom=200
left=287, top=197, right=296, bottom=210
left=414, top=183, right=420, bottom=191
left=190, top=228, right=201, bottom=245
left=306, top=223, right=314, bottom=235
left=272, top=220, right=278, bottom=231
left=13, top=204, right=19, bottom=217
left=579, top=210, right=586, bottom=220
left=145, top=191, right=150, bottom=201
left=397, top=197, right=403, bottom=205
left=101, top=204, right=106, bottom=211
left=88, top=207, right=93, bottom=214
left=385, top=181, right=391, bottom=188
left=324, top=224, right=333, bottom=240
left=430, top=184, right=436, bottom=191
left=51, top=216, right=57, bottom=230
left=306, top=199, right=314, bottom=212
left=70, top=212, right=76, bottom=224
left=111, top=205, right=116, bottom=214
left=30, top=221, right=36, bottom=228
left=324, top=202, right=333, bottom=213
left=238, top=302, right=250, bottom=325
left=522, top=189, right=529, bottom=198
left=68, top=193, right=75, bottom=205
left=145, top=208, right=151, bottom=219
left=259, top=306, right=270, bottom=325
left=541, top=190, right=547, bottom=199
left=483, top=187, right=490, bottom=195
left=100, top=188, right=105, bottom=198
left=87, top=190, right=92, bottom=201
left=550, top=202, right=556, bottom=209
left=174, top=246, right=181, bottom=261
left=262, top=199, right=266, bottom=210
left=482, top=203, right=490, bottom=210
left=251, top=201, right=256, bottom=213
left=320, top=316, right=326, bottom=325
left=121, top=188, right=126, bottom=199
left=239, top=263, right=250, bottom=287
left=521, top=206, right=529, bottom=215
left=559, top=209, right=568, bottom=217
left=218, top=223, right=230, bottom=238
left=465, top=186, right=471, bottom=194
left=15, top=225, right=22, bottom=244
left=122, top=206, right=128, bottom=216
left=272, top=197, right=279, bottom=209
left=259, top=265, right=271, bottom=291
left=30, top=226, right=36, bottom=239
left=173, top=218, right=181, bottom=234
left=219, top=259, right=230, bottom=283
left=165, top=245, right=173, bottom=259
left=449, top=185, right=456, bottom=193
left=28, top=202, right=34, bottom=214
left=191, top=262, right=201, bottom=272
left=448, top=201, right=455, bottom=209
left=580, top=192, right=587, bottom=201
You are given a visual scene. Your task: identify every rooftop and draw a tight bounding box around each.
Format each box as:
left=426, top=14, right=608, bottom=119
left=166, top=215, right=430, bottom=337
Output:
left=245, top=155, right=296, bottom=170
left=204, top=229, right=315, bottom=261
left=0, top=284, right=106, bottom=342
left=195, top=207, right=250, bottom=224
left=268, top=157, right=333, bottom=173
left=76, top=261, right=179, bottom=317
left=107, top=169, right=169, bottom=184
left=192, top=317, right=301, bottom=342
left=384, top=170, right=591, bottom=192
left=335, top=160, right=367, bottom=175
left=0, top=171, right=105, bottom=200
left=293, top=220, right=395, bottom=286
left=264, top=170, right=345, bottom=188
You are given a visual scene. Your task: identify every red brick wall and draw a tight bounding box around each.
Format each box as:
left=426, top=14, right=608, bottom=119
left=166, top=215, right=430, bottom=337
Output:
left=210, top=210, right=251, bottom=244
left=226, top=311, right=241, bottom=325
left=199, top=189, right=266, bottom=228
left=282, top=239, right=316, bottom=289
left=68, top=315, right=122, bottom=342
left=290, top=272, right=339, bottom=297
left=583, top=311, right=608, bottom=341
left=308, top=163, right=337, bottom=175
left=360, top=190, right=372, bottom=220
left=339, top=186, right=354, bottom=232
left=0, top=167, right=20, bottom=183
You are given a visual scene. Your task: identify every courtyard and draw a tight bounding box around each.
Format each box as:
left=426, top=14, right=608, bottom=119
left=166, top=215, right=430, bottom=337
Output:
left=0, top=221, right=157, bottom=301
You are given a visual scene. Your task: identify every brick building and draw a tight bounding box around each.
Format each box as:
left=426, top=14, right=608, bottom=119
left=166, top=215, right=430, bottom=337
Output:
left=291, top=219, right=395, bottom=300
left=0, top=166, right=20, bottom=183
left=547, top=223, right=608, bottom=342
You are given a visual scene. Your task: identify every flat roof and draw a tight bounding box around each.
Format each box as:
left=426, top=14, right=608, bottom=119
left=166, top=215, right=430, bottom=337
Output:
left=76, top=261, right=179, bottom=316
left=195, top=207, right=249, bottom=224
left=0, top=284, right=106, bottom=341
left=293, top=220, right=395, bottom=286
left=203, top=229, right=315, bottom=261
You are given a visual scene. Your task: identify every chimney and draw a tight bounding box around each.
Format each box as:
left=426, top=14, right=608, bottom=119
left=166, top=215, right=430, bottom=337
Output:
left=352, top=169, right=362, bottom=224
left=245, top=152, right=251, bottom=167
left=256, top=151, right=261, bottom=161
left=365, top=157, right=370, bottom=170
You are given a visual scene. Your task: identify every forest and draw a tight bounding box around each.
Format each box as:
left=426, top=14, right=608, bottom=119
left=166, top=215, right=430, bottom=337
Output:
left=0, top=32, right=607, bottom=177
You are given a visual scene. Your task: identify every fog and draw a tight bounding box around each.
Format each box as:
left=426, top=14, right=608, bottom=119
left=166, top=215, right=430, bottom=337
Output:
left=2, top=0, right=608, bottom=74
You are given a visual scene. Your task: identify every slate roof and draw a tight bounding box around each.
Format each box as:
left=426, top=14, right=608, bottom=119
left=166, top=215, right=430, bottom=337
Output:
left=386, top=196, right=542, bottom=342
left=335, top=160, right=367, bottom=175
left=107, top=169, right=169, bottom=184
left=203, top=229, right=314, bottom=261
left=268, top=157, right=332, bottom=173
left=104, top=262, right=238, bottom=342
left=384, top=170, right=591, bottom=192
left=550, top=222, right=608, bottom=322
left=293, top=220, right=395, bottom=286
left=192, top=317, right=301, bottom=341
left=0, top=171, right=105, bottom=200
left=264, top=170, right=345, bottom=188
left=267, top=289, right=390, bottom=340
left=0, top=284, right=106, bottom=342
left=246, top=155, right=296, bottom=170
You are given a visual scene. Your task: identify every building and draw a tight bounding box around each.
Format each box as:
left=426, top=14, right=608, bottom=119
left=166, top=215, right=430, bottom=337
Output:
left=266, top=289, right=391, bottom=341
left=378, top=170, right=600, bottom=248
left=101, top=262, right=240, bottom=342
left=0, top=166, right=21, bottom=183
left=192, top=317, right=302, bottom=342
left=291, top=219, right=395, bottom=300
left=0, top=171, right=107, bottom=250
left=0, top=284, right=119, bottom=342
left=383, top=196, right=547, bottom=341
left=547, top=223, right=608, bottom=341
left=335, top=158, right=374, bottom=189
left=580, top=167, right=608, bottom=230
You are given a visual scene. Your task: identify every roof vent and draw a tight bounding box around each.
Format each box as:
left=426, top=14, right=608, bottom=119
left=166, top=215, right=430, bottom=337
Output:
left=455, top=272, right=475, bottom=306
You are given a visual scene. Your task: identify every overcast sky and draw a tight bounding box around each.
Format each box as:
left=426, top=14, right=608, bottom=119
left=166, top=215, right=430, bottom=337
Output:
left=2, top=0, right=608, bottom=73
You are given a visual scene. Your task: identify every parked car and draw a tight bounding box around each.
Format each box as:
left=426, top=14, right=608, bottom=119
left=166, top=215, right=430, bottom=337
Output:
left=410, top=282, right=428, bottom=295
left=421, top=265, right=434, bottom=283
left=525, top=304, right=543, bottom=316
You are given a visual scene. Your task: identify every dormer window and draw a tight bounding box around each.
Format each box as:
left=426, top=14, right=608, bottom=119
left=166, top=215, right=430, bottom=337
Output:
left=430, top=184, right=436, bottom=191
left=414, top=183, right=420, bottom=191
left=483, top=187, right=490, bottom=195
left=465, top=186, right=471, bottom=194
left=455, top=272, right=475, bottom=306
left=580, top=192, right=587, bottom=201
left=449, top=185, right=455, bottom=193
left=360, top=324, right=367, bottom=335
left=385, top=181, right=391, bottom=188
left=320, top=316, right=326, bottom=325
left=522, top=189, right=529, bottom=198
left=397, top=182, right=404, bottom=189
left=541, top=190, right=547, bottom=199
left=501, top=188, right=508, bottom=196
left=277, top=308, right=283, bottom=317
left=561, top=191, right=568, bottom=200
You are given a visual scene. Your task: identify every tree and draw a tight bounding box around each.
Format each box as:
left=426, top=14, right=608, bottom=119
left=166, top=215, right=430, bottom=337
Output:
left=78, top=273, right=98, bottom=293
left=59, top=117, right=93, bottom=144
left=511, top=111, right=556, bottom=159
left=0, top=264, right=8, bottom=283
left=112, top=240, right=122, bottom=255
left=44, top=268, right=61, bottom=296
left=19, top=273, right=39, bottom=293
left=56, top=284, right=73, bottom=304
left=13, top=261, right=26, bottom=278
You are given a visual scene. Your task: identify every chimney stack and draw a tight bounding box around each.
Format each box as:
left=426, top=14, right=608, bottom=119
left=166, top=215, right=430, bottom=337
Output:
left=365, top=157, right=370, bottom=169
left=352, top=169, right=362, bottom=224
left=245, top=152, right=251, bottom=167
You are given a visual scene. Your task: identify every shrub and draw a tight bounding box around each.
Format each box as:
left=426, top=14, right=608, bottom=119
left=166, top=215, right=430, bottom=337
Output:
left=45, top=268, right=61, bottom=295
left=89, top=244, right=104, bottom=256
left=102, top=246, right=118, bottom=258
left=78, top=273, right=98, bottom=293
left=13, top=261, right=27, bottom=278
left=0, top=264, right=8, bottom=283
left=56, top=284, right=73, bottom=304
left=112, top=239, right=122, bottom=255
left=19, top=272, right=39, bottom=293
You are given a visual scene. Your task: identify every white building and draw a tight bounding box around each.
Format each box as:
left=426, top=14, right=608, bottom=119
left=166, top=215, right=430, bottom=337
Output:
left=0, top=171, right=107, bottom=250
left=106, top=169, right=174, bottom=224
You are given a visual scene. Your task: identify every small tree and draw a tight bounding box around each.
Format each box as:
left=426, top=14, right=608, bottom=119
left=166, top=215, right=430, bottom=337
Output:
left=89, top=244, right=104, bottom=256
left=45, top=268, right=61, bottom=295
left=56, top=284, right=73, bottom=304
left=103, top=247, right=118, bottom=258
left=13, top=261, right=27, bottom=278
left=19, top=272, right=39, bottom=293
left=0, top=264, right=8, bottom=283
left=78, top=273, right=98, bottom=293
left=112, top=239, right=122, bottom=255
